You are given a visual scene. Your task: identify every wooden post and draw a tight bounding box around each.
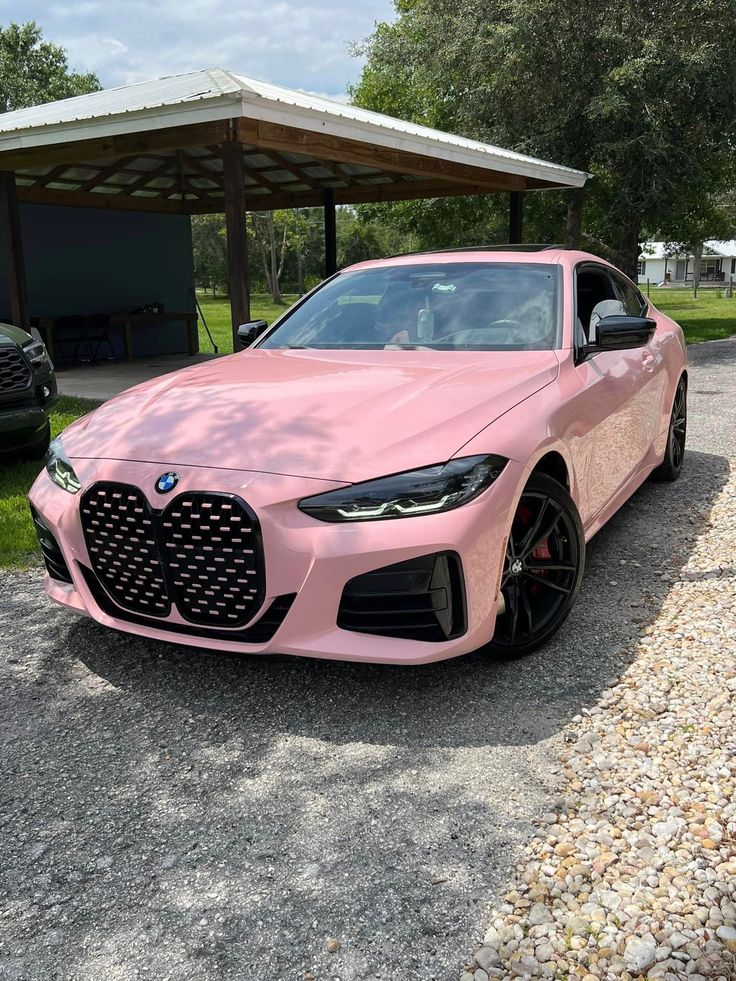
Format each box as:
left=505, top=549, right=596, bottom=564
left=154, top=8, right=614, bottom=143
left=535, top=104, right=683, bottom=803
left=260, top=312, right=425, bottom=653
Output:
left=324, top=189, right=337, bottom=277
left=0, top=172, right=30, bottom=329
left=222, top=138, right=250, bottom=350
left=509, top=191, right=524, bottom=245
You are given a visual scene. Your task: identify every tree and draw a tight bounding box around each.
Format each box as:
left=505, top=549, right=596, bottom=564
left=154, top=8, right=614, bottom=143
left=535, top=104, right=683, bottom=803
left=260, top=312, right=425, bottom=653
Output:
left=352, top=0, right=736, bottom=277
left=191, top=215, right=228, bottom=294
left=248, top=211, right=293, bottom=303
left=0, top=21, right=99, bottom=112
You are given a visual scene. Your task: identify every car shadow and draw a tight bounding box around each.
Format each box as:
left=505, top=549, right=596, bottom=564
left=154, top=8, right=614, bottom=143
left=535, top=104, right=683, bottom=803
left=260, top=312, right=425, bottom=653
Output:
left=70, top=448, right=729, bottom=751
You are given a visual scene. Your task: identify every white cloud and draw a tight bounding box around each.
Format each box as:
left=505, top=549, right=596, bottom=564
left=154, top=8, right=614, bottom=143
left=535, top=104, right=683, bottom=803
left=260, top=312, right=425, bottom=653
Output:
left=4, top=0, right=395, bottom=98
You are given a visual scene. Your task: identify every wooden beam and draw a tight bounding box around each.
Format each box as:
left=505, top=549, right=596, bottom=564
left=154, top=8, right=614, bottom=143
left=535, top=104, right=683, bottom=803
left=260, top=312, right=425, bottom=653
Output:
left=256, top=148, right=325, bottom=191
left=324, top=189, right=337, bottom=276
left=237, top=118, right=530, bottom=192
left=242, top=161, right=292, bottom=196
left=36, top=162, right=78, bottom=188
left=222, top=140, right=251, bottom=350
left=17, top=184, right=188, bottom=214
left=17, top=169, right=516, bottom=216
left=80, top=154, right=141, bottom=191
left=325, top=161, right=359, bottom=186
left=0, top=121, right=231, bottom=171
left=335, top=177, right=510, bottom=205
left=180, top=153, right=224, bottom=188
left=124, top=156, right=177, bottom=193
left=182, top=175, right=509, bottom=214
left=509, top=190, right=524, bottom=244
left=0, top=172, right=30, bottom=329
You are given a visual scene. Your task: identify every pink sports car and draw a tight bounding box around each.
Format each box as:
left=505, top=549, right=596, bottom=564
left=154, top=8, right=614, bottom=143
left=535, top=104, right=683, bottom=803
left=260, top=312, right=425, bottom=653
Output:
left=29, top=247, right=687, bottom=664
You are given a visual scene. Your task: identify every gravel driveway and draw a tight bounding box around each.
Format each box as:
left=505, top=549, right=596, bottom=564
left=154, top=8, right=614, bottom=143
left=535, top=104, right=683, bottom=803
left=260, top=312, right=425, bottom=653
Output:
left=1, top=339, right=734, bottom=981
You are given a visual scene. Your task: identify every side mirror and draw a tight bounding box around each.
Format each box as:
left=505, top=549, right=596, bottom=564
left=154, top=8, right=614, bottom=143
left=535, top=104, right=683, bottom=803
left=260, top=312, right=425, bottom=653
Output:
left=238, top=320, right=268, bottom=349
left=589, top=315, right=656, bottom=353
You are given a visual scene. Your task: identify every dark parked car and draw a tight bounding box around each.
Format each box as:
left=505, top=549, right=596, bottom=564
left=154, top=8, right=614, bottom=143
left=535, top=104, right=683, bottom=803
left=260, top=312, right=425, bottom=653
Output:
left=0, top=323, right=57, bottom=459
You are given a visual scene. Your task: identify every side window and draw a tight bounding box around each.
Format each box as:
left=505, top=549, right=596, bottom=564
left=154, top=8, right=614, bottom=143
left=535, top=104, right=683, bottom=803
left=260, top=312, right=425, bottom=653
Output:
left=612, top=273, right=646, bottom=317
left=575, top=266, right=618, bottom=343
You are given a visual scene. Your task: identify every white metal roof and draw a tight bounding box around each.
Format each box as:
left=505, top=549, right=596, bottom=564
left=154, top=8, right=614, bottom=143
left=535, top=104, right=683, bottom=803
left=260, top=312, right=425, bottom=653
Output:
left=642, top=239, right=736, bottom=259
left=0, top=68, right=587, bottom=189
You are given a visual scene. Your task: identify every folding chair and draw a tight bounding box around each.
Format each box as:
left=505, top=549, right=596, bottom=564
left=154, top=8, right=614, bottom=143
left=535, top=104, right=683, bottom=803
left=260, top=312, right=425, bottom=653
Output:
left=84, top=314, right=117, bottom=364
left=51, top=315, right=88, bottom=368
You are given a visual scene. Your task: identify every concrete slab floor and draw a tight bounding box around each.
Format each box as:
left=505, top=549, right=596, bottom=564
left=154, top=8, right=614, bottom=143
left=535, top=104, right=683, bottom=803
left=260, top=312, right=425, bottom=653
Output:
left=56, top=353, right=222, bottom=401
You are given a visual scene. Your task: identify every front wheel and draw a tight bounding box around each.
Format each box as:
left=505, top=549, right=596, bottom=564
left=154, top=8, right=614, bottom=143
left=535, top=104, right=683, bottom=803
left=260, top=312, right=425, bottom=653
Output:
left=649, top=377, right=686, bottom=482
left=481, top=474, right=585, bottom=659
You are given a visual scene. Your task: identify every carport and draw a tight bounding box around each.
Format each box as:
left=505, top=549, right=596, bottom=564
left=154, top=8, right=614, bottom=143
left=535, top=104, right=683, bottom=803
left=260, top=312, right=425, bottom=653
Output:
left=0, top=68, right=587, bottom=351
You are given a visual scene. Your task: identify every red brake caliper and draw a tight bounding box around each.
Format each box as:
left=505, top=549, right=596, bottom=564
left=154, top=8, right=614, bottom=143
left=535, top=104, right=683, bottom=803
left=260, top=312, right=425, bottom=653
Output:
left=517, top=504, right=552, bottom=589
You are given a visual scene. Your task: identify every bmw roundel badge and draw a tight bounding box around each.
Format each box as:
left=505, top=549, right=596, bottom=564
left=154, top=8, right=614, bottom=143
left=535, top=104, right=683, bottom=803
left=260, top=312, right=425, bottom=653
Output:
left=155, top=471, right=179, bottom=494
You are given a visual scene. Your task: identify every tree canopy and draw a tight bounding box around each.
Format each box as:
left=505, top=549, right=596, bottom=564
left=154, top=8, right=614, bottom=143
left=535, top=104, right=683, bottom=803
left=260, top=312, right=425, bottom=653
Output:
left=351, top=0, right=736, bottom=276
left=0, top=21, right=99, bottom=112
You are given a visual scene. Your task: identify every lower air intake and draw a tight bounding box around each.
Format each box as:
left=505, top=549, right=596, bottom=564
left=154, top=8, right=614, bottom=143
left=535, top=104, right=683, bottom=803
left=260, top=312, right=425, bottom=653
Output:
left=29, top=505, right=73, bottom=584
left=338, top=551, right=466, bottom=642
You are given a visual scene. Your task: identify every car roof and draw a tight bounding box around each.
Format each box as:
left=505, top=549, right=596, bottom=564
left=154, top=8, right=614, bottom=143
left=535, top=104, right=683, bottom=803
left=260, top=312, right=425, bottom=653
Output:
left=344, top=246, right=609, bottom=272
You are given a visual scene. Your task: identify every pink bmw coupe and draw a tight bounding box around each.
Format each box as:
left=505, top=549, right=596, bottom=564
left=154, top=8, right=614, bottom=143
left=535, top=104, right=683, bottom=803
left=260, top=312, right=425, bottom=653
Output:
left=29, top=247, right=687, bottom=664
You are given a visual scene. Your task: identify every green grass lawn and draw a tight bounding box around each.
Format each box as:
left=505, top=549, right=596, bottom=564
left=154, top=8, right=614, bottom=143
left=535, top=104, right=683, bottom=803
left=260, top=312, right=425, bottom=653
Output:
left=0, top=396, right=101, bottom=567
left=197, top=292, right=299, bottom=354
left=648, top=287, right=736, bottom=344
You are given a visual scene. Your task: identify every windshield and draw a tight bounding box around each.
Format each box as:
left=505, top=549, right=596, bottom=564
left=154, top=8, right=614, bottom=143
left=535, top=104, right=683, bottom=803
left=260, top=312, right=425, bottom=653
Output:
left=259, top=262, right=561, bottom=352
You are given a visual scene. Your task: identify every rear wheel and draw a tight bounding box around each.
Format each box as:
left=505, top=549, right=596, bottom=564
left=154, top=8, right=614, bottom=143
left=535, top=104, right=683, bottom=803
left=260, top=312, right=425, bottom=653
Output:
left=650, top=378, right=686, bottom=482
left=482, top=474, right=585, bottom=658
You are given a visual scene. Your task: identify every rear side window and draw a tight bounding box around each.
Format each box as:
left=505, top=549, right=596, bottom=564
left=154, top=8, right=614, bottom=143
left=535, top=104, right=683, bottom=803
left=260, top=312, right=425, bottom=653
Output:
left=612, top=273, right=646, bottom=316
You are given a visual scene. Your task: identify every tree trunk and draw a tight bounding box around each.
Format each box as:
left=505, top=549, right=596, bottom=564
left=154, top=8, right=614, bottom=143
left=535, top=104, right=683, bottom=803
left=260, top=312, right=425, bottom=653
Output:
left=609, top=220, right=641, bottom=281
left=267, top=213, right=282, bottom=304
left=564, top=187, right=586, bottom=249
left=262, top=255, right=272, bottom=295
left=692, top=242, right=703, bottom=298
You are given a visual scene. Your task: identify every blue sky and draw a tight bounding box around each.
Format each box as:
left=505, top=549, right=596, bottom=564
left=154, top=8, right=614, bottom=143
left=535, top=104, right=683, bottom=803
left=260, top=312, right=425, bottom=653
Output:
left=3, top=1, right=396, bottom=100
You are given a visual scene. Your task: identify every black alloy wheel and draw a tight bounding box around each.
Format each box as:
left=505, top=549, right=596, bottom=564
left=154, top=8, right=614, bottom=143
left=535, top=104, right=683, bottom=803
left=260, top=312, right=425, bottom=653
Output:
left=650, top=377, right=687, bottom=482
left=483, top=473, right=585, bottom=658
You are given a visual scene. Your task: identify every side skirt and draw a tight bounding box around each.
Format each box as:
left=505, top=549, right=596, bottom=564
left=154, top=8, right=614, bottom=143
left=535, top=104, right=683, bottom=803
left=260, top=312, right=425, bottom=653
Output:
left=582, top=458, right=658, bottom=542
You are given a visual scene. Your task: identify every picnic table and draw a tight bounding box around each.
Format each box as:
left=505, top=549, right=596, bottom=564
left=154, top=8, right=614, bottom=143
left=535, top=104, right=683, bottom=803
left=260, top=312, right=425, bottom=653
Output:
left=110, top=311, right=198, bottom=361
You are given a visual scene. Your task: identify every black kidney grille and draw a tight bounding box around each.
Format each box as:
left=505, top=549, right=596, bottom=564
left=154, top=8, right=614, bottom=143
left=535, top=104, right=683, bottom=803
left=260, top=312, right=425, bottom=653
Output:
left=80, top=483, right=265, bottom=627
left=0, top=347, right=32, bottom=393
left=80, top=485, right=170, bottom=617
left=161, top=493, right=262, bottom=627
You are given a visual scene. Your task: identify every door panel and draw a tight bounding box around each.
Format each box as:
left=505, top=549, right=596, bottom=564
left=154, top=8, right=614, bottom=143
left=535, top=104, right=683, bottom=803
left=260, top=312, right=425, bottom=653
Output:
left=611, top=271, right=667, bottom=455
left=562, top=263, right=658, bottom=525
left=563, top=350, right=650, bottom=523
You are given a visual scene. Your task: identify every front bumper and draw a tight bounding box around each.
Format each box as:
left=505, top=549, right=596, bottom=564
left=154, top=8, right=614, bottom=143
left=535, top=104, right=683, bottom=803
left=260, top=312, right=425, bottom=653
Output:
left=28, top=457, right=523, bottom=664
left=0, top=370, right=57, bottom=450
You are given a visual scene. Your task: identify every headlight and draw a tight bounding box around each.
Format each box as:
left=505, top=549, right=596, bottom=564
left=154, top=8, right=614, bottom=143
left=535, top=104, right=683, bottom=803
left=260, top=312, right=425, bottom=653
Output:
left=298, top=455, right=507, bottom=522
left=23, top=338, right=52, bottom=368
left=45, top=436, right=81, bottom=494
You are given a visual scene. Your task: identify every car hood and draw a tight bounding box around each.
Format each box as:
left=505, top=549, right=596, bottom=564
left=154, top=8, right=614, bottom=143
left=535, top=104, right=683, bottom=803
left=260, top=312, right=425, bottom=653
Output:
left=63, top=349, right=559, bottom=482
left=0, top=321, right=32, bottom=347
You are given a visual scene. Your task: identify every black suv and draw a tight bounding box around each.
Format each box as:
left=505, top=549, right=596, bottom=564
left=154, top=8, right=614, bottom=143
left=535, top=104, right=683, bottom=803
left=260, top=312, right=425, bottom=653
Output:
left=0, top=323, right=57, bottom=459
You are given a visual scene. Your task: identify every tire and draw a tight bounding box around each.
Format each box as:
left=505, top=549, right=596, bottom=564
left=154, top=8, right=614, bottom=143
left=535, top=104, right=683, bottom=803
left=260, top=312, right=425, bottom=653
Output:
left=649, top=377, right=686, bottom=482
left=23, top=421, right=51, bottom=461
left=480, top=473, right=585, bottom=659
